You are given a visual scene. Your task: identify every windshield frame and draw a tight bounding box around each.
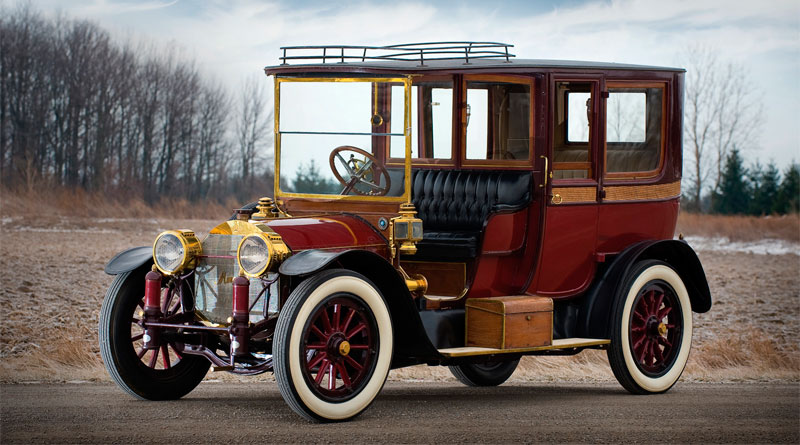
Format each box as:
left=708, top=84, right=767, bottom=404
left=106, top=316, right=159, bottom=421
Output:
left=273, top=75, right=412, bottom=203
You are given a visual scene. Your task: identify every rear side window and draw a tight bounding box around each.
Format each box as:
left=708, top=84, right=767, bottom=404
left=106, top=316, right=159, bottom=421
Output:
left=605, top=85, right=664, bottom=176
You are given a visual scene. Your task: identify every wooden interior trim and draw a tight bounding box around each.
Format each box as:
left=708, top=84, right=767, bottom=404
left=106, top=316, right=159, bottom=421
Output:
left=553, top=161, right=591, bottom=170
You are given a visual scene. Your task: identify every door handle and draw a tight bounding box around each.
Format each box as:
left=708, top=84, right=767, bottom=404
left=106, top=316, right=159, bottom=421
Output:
left=539, top=155, right=551, bottom=188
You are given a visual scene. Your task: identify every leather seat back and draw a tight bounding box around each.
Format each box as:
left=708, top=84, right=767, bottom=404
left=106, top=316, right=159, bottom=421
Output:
left=411, top=169, right=532, bottom=232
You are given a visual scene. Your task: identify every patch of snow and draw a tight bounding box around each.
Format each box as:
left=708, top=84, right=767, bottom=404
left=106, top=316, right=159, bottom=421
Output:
left=94, top=217, right=158, bottom=224
left=1, top=217, right=13, bottom=224
left=683, top=236, right=800, bottom=256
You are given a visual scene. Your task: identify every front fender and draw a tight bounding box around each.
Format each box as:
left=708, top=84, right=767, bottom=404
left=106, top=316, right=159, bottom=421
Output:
left=279, top=249, right=441, bottom=367
left=579, top=239, right=712, bottom=338
left=104, top=246, right=152, bottom=275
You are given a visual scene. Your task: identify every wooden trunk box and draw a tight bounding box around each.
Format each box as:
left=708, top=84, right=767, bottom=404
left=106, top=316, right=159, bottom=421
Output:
left=465, top=296, right=553, bottom=349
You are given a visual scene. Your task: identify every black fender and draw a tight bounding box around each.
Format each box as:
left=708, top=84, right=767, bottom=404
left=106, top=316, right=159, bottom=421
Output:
left=578, top=239, right=712, bottom=339
left=104, top=246, right=152, bottom=275
left=279, top=249, right=441, bottom=367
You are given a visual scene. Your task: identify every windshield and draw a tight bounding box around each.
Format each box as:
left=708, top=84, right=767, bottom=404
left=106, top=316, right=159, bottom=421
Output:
left=275, top=77, right=411, bottom=201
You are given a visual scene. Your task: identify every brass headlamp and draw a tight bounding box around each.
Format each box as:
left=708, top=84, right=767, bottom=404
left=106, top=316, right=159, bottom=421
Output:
left=152, top=230, right=202, bottom=275
left=237, top=232, right=290, bottom=278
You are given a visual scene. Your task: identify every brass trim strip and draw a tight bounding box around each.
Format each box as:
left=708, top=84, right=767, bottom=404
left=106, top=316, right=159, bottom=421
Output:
left=438, top=338, right=610, bottom=357
left=551, top=186, right=595, bottom=204
left=605, top=180, right=681, bottom=202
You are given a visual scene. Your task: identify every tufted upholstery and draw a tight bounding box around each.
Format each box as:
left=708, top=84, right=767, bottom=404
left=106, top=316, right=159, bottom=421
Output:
left=409, top=169, right=532, bottom=259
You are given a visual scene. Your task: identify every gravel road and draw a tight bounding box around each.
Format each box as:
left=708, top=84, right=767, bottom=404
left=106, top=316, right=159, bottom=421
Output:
left=2, top=382, right=797, bottom=443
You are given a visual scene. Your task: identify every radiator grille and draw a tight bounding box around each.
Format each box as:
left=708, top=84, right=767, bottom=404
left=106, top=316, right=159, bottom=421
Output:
left=194, top=234, right=277, bottom=324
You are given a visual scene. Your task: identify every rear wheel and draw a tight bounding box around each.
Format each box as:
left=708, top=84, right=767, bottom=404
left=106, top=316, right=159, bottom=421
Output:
left=273, top=269, right=393, bottom=422
left=607, top=260, right=692, bottom=394
left=449, top=359, right=519, bottom=386
left=99, top=266, right=209, bottom=400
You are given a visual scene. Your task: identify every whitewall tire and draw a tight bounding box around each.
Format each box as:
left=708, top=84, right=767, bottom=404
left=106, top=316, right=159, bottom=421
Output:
left=608, top=260, right=693, bottom=394
left=273, top=269, right=393, bottom=421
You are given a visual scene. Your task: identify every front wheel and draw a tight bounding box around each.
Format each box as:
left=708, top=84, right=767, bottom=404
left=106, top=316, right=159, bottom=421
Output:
left=449, top=359, right=519, bottom=386
left=273, top=269, right=393, bottom=422
left=607, top=260, right=693, bottom=394
left=99, top=266, right=210, bottom=400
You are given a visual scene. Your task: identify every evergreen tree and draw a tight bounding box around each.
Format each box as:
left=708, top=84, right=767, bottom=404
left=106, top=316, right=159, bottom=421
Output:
left=712, top=148, right=749, bottom=214
left=776, top=163, right=800, bottom=214
left=758, top=162, right=781, bottom=214
left=291, top=160, right=340, bottom=194
left=746, top=161, right=763, bottom=215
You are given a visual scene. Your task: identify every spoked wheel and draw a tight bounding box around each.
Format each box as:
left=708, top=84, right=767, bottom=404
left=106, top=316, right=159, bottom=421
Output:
left=449, top=359, right=519, bottom=387
left=608, top=260, right=693, bottom=394
left=274, top=269, right=393, bottom=422
left=99, top=266, right=210, bottom=400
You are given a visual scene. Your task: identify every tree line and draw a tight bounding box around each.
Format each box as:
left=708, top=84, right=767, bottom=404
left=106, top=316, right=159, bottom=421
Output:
left=681, top=46, right=798, bottom=215
left=1, top=4, right=273, bottom=204
left=712, top=149, right=799, bottom=215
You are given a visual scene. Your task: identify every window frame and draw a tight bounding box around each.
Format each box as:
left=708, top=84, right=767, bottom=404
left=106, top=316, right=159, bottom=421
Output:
left=460, top=74, right=535, bottom=168
left=552, top=79, right=598, bottom=182
left=386, top=75, right=456, bottom=167
left=603, top=81, right=668, bottom=181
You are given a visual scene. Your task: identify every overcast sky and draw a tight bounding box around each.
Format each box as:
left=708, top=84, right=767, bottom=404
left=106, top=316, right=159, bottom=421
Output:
left=19, top=0, right=800, bottom=168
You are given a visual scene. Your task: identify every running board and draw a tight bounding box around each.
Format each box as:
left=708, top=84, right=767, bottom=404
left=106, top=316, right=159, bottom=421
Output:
left=437, top=338, right=610, bottom=358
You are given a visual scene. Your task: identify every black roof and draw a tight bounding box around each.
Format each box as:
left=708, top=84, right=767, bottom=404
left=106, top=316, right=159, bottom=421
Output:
left=265, top=58, right=684, bottom=74
left=265, top=42, right=684, bottom=74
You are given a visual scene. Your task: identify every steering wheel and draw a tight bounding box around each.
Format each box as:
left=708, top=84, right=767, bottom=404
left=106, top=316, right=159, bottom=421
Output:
left=329, top=146, right=392, bottom=196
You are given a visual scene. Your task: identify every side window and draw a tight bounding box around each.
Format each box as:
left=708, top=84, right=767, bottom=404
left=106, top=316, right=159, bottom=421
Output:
left=389, top=80, right=453, bottom=160
left=605, top=85, right=663, bottom=176
left=465, top=80, right=531, bottom=162
left=553, top=82, right=593, bottom=179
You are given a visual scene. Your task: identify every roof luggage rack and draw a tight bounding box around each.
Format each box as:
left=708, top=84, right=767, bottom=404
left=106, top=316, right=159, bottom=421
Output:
left=279, top=42, right=515, bottom=66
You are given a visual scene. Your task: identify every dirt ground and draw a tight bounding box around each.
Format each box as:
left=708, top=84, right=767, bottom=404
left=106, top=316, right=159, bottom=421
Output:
left=0, top=214, right=798, bottom=383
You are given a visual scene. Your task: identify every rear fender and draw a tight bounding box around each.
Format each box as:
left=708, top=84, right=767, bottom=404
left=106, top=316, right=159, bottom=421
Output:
left=104, top=246, right=152, bottom=275
left=579, top=240, right=712, bottom=338
left=279, top=249, right=441, bottom=367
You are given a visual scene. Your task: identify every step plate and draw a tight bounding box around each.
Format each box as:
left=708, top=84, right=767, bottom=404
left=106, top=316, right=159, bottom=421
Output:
left=437, top=338, right=610, bottom=358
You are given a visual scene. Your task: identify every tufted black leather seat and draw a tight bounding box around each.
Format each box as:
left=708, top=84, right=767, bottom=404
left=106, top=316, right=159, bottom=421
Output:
left=408, top=169, right=532, bottom=260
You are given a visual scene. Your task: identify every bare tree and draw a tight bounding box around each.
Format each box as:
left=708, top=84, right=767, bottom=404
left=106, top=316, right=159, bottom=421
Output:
left=680, top=45, right=763, bottom=211
left=236, top=76, right=271, bottom=194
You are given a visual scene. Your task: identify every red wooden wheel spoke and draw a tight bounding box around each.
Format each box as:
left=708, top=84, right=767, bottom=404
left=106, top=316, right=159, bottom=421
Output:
left=658, top=306, right=672, bottom=320
left=131, top=333, right=144, bottom=342
left=315, top=359, right=330, bottom=384
left=170, top=344, right=183, bottom=360
left=320, top=309, right=332, bottom=334
left=161, top=345, right=171, bottom=369
left=658, top=335, right=672, bottom=348
left=336, top=362, right=352, bottom=388
left=344, top=354, right=364, bottom=371
left=137, top=300, right=144, bottom=309
left=633, top=311, right=647, bottom=322
left=633, top=335, right=646, bottom=351
left=306, top=343, right=327, bottom=350
left=148, top=348, right=159, bottom=368
left=308, top=352, right=327, bottom=370
left=327, top=363, right=336, bottom=390
left=131, top=317, right=141, bottom=324
left=332, top=303, right=341, bottom=331
left=348, top=344, right=369, bottom=350
left=666, top=323, right=676, bottom=329
left=654, top=292, right=665, bottom=314
left=310, top=325, right=326, bottom=340
left=630, top=325, right=645, bottom=332
left=137, top=347, right=147, bottom=359
left=340, top=307, right=356, bottom=334
left=346, top=322, right=367, bottom=339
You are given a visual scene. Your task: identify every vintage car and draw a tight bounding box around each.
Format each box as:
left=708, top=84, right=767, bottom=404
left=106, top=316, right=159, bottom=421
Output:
left=100, top=42, right=711, bottom=422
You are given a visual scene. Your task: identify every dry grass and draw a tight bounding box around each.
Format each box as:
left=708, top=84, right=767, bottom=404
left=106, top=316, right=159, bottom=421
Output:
left=0, top=204, right=798, bottom=384
left=0, top=186, right=240, bottom=220
left=677, top=211, right=800, bottom=242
